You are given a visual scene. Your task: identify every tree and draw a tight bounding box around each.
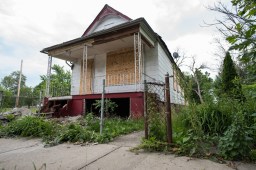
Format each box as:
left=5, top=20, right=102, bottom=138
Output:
left=187, top=56, right=213, bottom=104
left=220, top=52, right=244, bottom=100
left=221, top=52, right=238, bottom=92
left=183, top=70, right=213, bottom=104
left=33, top=64, right=71, bottom=97
left=173, top=48, right=190, bottom=67
left=1, top=71, right=26, bottom=94
left=209, top=0, right=256, bottom=83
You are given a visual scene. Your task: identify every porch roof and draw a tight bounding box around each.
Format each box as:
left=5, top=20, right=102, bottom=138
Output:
left=40, top=17, right=176, bottom=65
left=41, top=18, right=155, bottom=53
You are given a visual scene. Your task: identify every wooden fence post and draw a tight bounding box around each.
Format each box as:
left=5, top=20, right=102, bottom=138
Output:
left=165, top=73, right=172, bottom=144
left=144, top=80, right=148, bottom=139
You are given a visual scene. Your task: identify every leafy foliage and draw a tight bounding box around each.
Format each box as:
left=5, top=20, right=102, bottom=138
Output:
left=220, top=52, right=244, bottom=100
left=181, top=70, right=213, bottom=104
left=210, top=0, right=256, bottom=83
left=218, top=112, right=253, bottom=160
left=93, top=99, right=118, bottom=116
left=0, top=115, right=144, bottom=146
left=0, top=116, right=56, bottom=138
left=139, top=137, right=168, bottom=152
left=1, top=71, right=26, bottom=94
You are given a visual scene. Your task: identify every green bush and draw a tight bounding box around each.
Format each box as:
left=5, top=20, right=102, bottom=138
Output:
left=218, top=112, right=253, bottom=160
left=83, top=112, right=100, bottom=132
left=0, top=116, right=56, bottom=138
left=0, top=115, right=144, bottom=146
left=171, top=96, right=256, bottom=160
left=148, top=112, right=166, bottom=141
left=53, top=123, right=98, bottom=143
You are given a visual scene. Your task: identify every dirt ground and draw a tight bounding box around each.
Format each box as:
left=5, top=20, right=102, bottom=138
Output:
left=0, top=131, right=255, bottom=170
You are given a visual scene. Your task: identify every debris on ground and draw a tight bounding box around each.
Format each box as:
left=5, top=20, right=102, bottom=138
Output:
left=2, top=107, right=32, bottom=117
left=51, top=115, right=82, bottom=124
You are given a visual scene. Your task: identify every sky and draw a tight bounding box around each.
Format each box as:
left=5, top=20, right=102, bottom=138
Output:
left=0, top=0, right=229, bottom=87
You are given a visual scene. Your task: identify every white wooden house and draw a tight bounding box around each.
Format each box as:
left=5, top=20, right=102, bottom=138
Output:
left=41, top=4, right=184, bottom=117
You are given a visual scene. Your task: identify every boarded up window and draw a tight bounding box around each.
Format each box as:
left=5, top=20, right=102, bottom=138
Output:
left=106, top=48, right=138, bottom=86
left=173, top=69, right=177, bottom=91
left=80, top=59, right=94, bottom=94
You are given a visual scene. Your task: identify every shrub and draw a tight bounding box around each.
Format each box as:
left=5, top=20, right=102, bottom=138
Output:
left=0, top=115, right=144, bottom=146
left=1, top=116, right=56, bottom=138
left=53, top=123, right=98, bottom=143
left=218, top=112, right=253, bottom=160
left=93, top=99, right=118, bottom=116
left=172, top=97, right=256, bottom=160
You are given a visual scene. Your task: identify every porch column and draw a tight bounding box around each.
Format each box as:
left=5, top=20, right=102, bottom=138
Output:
left=46, top=55, right=52, bottom=97
left=134, top=32, right=142, bottom=91
left=82, top=45, right=88, bottom=94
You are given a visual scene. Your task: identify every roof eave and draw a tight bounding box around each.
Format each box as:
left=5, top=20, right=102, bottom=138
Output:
left=41, top=18, right=148, bottom=54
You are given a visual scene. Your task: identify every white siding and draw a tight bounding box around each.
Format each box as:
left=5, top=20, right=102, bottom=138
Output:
left=89, top=15, right=127, bottom=34
left=143, top=44, right=158, bottom=82
left=93, top=54, right=106, bottom=93
left=157, top=43, right=185, bottom=105
left=71, top=60, right=81, bottom=95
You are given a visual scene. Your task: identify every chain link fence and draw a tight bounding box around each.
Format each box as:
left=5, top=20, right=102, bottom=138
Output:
left=0, top=95, right=41, bottom=110
left=144, top=73, right=173, bottom=143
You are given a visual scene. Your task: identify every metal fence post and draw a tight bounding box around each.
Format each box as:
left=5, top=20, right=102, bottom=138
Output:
left=165, top=73, right=172, bottom=144
left=144, top=80, right=148, bottom=139
left=0, top=91, right=3, bottom=108
left=100, top=79, right=105, bottom=135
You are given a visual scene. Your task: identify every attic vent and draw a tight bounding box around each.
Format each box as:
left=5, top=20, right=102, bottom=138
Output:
left=104, top=22, right=114, bottom=28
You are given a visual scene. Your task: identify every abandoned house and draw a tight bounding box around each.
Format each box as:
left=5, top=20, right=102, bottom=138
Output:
left=40, top=4, right=185, bottom=118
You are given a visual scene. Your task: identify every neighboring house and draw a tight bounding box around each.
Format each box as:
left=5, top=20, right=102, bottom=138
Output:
left=41, top=4, right=185, bottom=118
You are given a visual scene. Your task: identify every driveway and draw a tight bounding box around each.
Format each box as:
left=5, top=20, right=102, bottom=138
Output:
left=0, top=131, right=255, bottom=170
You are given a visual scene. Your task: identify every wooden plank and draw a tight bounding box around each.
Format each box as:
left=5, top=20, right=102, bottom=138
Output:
left=80, top=59, right=94, bottom=94
left=106, top=47, right=140, bottom=86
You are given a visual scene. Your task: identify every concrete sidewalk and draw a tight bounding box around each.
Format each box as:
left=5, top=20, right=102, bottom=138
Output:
left=0, top=131, right=255, bottom=170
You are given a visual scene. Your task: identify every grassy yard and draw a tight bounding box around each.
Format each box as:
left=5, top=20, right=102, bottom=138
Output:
left=0, top=113, right=144, bottom=146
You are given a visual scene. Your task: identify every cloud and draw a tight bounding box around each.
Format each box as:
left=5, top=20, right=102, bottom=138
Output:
left=167, top=32, right=221, bottom=77
left=0, top=0, right=225, bottom=86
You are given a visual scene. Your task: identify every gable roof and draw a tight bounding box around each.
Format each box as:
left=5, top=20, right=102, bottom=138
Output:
left=41, top=5, right=180, bottom=69
left=82, top=4, right=132, bottom=37
left=41, top=17, right=176, bottom=64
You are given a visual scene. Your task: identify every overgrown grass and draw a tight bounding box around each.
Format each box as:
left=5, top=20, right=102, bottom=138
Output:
left=0, top=114, right=144, bottom=146
left=139, top=96, right=256, bottom=161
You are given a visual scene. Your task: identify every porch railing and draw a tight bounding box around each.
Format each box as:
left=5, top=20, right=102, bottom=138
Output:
left=50, top=85, right=71, bottom=97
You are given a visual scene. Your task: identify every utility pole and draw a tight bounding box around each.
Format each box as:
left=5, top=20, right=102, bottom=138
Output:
left=15, top=60, right=23, bottom=108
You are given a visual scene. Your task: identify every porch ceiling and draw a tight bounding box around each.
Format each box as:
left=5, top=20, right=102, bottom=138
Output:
left=52, top=36, right=135, bottom=62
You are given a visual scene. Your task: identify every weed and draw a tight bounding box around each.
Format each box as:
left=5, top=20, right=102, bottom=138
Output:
left=0, top=115, right=144, bottom=146
left=0, top=116, right=56, bottom=138
left=93, top=99, right=117, bottom=116
left=218, top=112, right=253, bottom=160
left=139, top=137, right=168, bottom=152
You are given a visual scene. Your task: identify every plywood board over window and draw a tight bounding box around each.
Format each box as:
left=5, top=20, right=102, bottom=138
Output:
left=80, top=59, right=94, bottom=94
left=173, top=69, right=177, bottom=91
left=106, top=47, right=139, bottom=86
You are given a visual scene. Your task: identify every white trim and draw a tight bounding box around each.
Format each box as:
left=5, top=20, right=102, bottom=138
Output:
left=48, top=96, right=72, bottom=101
left=85, top=46, right=88, bottom=94
left=139, top=28, right=154, bottom=47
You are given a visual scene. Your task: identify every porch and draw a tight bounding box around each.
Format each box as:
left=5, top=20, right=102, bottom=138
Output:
left=45, top=31, right=152, bottom=97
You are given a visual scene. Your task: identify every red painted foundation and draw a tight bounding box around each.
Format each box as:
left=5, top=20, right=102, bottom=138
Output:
left=43, top=92, right=144, bottom=118
left=71, top=92, right=144, bottom=118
